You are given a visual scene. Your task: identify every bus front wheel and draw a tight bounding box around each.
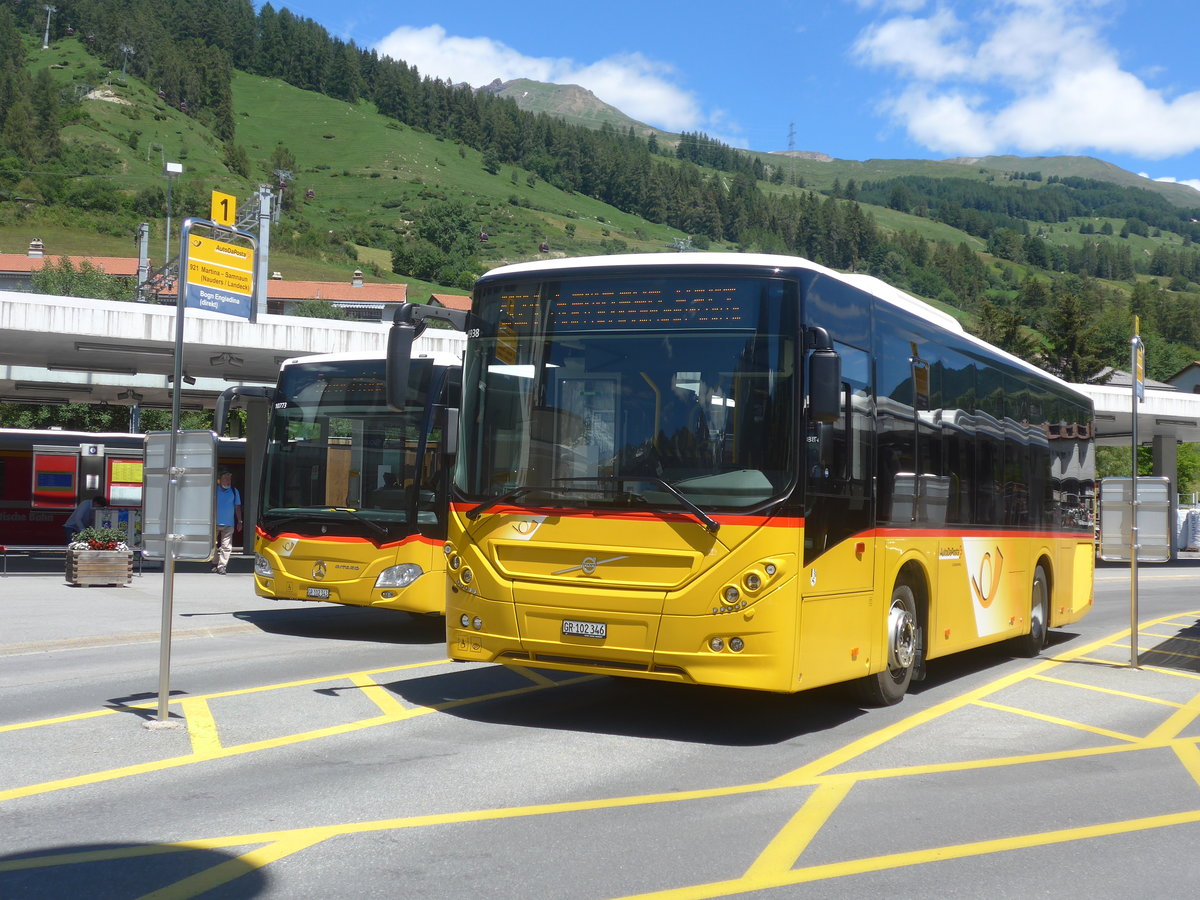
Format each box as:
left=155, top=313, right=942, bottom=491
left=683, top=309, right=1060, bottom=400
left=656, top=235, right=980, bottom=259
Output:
left=1008, top=564, right=1049, bottom=658
left=853, top=583, right=918, bottom=707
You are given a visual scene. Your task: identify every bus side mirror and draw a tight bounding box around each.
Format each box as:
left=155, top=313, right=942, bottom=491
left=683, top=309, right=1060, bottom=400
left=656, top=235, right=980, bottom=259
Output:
left=444, top=408, right=458, bottom=456
left=808, top=348, right=841, bottom=424
left=386, top=323, right=415, bottom=411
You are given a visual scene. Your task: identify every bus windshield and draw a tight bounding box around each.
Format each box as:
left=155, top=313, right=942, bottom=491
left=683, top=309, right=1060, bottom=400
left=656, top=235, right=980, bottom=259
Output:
left=458, top=272, right=799, bottom=511
left=261, top=357, right=448, bottom=542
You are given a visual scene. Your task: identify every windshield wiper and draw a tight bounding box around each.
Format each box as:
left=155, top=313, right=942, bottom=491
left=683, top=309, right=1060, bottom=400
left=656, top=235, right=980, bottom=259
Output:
left=465, top=481, right=634, bottom=521
left=328, top=507, right=391, bottom=539
left=465, top=486, right=539, bottom=521
left=562, top=476, right=720, bottom=534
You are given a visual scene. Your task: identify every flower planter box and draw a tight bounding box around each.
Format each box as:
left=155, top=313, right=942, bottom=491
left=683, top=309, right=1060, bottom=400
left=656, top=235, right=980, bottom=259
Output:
left=66, top=549, right=133, bottom=586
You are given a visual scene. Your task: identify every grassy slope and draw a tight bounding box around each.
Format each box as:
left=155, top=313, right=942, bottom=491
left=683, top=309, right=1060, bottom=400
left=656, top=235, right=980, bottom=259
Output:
left=3, top=33, right=1197, bottom=310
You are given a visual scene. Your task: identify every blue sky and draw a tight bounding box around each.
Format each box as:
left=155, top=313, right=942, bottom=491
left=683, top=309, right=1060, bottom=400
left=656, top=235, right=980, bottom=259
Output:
left=270, top=0, right=1200, bottom=194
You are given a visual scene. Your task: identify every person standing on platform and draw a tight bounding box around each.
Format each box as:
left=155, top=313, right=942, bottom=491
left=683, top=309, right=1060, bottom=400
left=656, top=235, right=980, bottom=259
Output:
left=64, top=495, right=107, bottom=544
left=213, top=469, right=242, bottom=574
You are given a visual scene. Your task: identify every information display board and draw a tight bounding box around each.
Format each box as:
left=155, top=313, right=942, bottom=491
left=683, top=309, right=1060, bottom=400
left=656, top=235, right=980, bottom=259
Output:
left=1098, top=476, right=1172, bottom=562
left=142, top=431, right=217, bottom=561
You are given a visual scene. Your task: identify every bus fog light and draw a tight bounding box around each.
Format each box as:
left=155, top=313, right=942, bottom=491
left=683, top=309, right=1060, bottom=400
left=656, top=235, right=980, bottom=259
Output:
left=376, top=564, right=423, bottom=588
left=722, top=586, right=740, bottom=605
left=460, top=567, right=473, bottom=585
left=729, top=637, right=745, bottom=652
left=710, top=637, right=725, bottom=652
left=473, top=617, right=483, bottom=630
left=460, top=614, right=471, bottom=628
left=254, top=554, right=274, bottom=578
left=743, top=573, right=761, bottom=592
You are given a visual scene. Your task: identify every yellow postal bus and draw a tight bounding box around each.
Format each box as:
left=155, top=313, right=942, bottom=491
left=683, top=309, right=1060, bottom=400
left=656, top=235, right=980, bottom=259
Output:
left=390, top=253, right=1095, bottom=703
left=252, top=348, right=460, bottom=615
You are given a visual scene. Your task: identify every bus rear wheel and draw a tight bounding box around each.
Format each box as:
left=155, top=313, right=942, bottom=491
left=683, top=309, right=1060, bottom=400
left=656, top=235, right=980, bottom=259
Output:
left=853, top=583, right=918, bottom=707
left=1009, top=564, right=1049, bottom=658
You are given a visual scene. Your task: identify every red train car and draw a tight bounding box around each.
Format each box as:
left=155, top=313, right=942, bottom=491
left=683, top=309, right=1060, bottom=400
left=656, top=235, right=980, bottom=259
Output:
left=0, top=429, right=245, bottom=546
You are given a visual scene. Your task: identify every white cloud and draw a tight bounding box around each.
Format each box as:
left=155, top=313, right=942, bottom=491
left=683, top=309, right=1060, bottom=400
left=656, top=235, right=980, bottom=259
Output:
left=853, top=8, right=973, bottom=81
left=851, top=0, right=1200, bottom=165
left=1144, top=174, right=1200, bottom=194
left=373, top=25, right=711, bottom=133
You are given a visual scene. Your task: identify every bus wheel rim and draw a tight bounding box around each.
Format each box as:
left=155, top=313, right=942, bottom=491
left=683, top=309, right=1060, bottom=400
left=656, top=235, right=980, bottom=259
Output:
left=889, top=599, right=917, bottom=672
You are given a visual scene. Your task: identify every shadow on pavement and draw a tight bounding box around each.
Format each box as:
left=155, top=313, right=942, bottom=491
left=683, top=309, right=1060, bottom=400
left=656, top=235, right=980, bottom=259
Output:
left=0, top=843, right=267, bottom=898
left=192, top=604, right=447, bottom=645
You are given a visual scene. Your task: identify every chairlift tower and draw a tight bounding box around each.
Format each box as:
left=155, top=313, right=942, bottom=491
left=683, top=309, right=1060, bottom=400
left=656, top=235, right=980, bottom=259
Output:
left=42, top=5, right=56, bottom=50
left=119, top=44, right=135, bottom=82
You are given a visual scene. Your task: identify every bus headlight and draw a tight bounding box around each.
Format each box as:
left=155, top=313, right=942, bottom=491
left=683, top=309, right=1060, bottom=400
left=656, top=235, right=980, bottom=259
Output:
left=376, top=564, right=423, bottom=588
left=254, top=554, right=274, bottom=578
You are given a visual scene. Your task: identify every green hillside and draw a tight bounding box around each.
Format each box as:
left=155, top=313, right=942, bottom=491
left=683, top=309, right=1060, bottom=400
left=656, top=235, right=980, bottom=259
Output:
left=5, top=3, right=1200, bottom=388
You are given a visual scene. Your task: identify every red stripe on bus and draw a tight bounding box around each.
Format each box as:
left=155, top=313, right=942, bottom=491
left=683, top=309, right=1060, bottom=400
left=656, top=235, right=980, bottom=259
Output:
left=448, top=503, right=802, bottom=529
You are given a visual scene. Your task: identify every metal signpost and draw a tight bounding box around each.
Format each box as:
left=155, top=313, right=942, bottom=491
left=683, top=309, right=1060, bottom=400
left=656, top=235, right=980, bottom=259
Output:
left=142, top=199, right=260, bottom=726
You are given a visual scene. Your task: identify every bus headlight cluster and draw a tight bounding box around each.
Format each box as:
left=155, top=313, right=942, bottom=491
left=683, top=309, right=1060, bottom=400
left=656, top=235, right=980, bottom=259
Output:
left=444, top=541, right=477, bottom=593
left=459, top=614, right=483, bottom=630
left=709, top=636, right=745, bottom=652
left=376, top=564, right=422, bottom=589
left=254, top=554, right=274, bottom=578
left=714, top=560, right=782, bottom=615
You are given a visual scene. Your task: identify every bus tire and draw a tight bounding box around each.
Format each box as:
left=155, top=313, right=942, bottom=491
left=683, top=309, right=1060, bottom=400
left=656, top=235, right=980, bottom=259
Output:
left=1009, top=564, right=1049, bottom=658
left=853, top=583, right=918, bottom=707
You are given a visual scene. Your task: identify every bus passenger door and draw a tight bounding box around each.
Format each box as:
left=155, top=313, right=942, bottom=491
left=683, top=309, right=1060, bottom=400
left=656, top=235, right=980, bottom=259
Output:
left=798, top=344, right=876, bottom=688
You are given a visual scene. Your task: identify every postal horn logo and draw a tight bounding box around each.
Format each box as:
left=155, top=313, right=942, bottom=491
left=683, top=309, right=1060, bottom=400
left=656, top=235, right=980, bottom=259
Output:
left=312, top=561, right=327, bottom=581
left=969, top=548, right=1004, bottom=608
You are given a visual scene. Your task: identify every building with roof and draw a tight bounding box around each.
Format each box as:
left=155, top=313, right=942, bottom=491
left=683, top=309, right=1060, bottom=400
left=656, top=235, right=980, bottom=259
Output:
left=0, top=240, right=142, bottom=292
left=429, top=292, right=472, bottom=312
left=265, top=270, right=408, bottom=321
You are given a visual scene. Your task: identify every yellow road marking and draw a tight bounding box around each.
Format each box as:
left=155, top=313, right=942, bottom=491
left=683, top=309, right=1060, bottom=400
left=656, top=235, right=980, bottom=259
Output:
left=348, top=672, right=410, bottom=717
left=617, top=807, right=1200, bottom=898
left=135, top=831, right=338, bottom=900
left=1172, top=741, right=1200, bottom=788
left=971, top=699, right=1141, bottom=742
left=509, top=665, right=559, bottom=686
left=1141, top=632, right=1200, bottom=645
left=1144, top=690, right=1200, bottom=743
left=180, top=698, right=222, bottom=757
left=1030, top=674, right=1183, bottom=708
left=7, top=608, right=1200, bottom=896
left=742, top=780, right=854, bottom=878
left=0, top=670, right=598, bottom=804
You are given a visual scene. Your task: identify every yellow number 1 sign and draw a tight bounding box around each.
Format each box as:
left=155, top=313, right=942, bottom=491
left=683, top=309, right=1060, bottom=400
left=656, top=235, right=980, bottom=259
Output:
left=211, top=190, right=237, bottom=227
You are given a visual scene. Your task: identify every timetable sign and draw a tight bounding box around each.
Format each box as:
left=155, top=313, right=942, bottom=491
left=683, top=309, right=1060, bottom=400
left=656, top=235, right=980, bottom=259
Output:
left=184, top=234, right=255, bottom=319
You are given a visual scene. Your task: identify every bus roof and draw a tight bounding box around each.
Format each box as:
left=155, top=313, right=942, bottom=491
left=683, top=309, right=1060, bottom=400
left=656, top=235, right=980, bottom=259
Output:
left=477, top=252, right=1085, bottom=400
left=277, top=349, right=462, bottom=369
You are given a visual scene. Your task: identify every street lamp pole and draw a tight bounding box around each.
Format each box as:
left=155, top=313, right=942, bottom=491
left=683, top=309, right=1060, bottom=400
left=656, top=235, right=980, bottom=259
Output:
left=163, top=161, right=183, bottom=267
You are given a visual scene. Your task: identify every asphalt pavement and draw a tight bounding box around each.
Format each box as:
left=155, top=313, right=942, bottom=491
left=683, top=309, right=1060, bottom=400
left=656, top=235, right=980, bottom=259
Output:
left=0, top=551, right=315, bottom=651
